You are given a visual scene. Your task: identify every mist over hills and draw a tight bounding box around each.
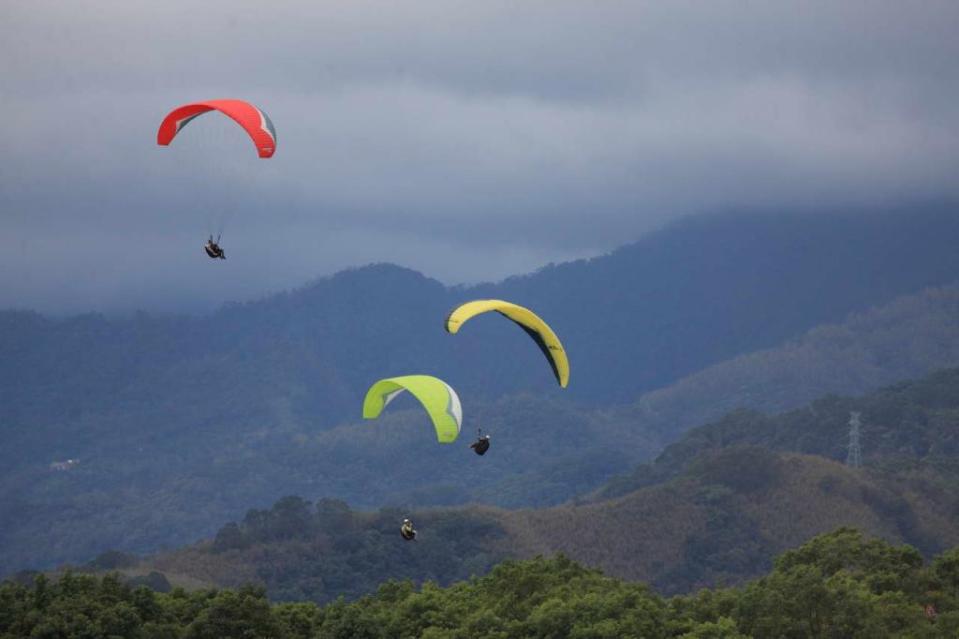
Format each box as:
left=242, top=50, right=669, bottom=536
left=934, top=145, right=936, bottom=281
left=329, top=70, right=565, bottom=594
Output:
left=5, top=207, right=959, bottom=434
left=2, top=206, right=959, bottom=576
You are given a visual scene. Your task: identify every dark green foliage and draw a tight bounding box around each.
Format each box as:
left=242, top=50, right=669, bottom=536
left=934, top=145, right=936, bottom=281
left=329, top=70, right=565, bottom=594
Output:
left=183, top=585, right=288, bottom=639
left=668, top=529, right=948, bottom=637
left=0, top=574, right=303, bottom=639
left=734, top=529, right=933, bottom=638
left=5, top=531, right=959, bottom=638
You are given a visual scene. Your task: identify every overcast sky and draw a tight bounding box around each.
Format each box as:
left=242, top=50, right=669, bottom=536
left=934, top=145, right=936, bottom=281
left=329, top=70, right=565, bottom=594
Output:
left=1, top=1, right=957, bottom=313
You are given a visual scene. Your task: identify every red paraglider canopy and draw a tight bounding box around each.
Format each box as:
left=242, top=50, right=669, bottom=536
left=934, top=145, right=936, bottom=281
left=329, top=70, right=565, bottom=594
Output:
left=157, top=99, right=277, bottom=158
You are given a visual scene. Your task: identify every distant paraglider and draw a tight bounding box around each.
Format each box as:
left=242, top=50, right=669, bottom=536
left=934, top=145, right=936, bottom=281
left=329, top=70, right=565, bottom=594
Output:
left=445, top=300, right=570, bottom=388
left=157, top=99, right=277, bottom=259
left=362, top=375, right=463, bottom=443
left=204, top=235, right=226, bottom=260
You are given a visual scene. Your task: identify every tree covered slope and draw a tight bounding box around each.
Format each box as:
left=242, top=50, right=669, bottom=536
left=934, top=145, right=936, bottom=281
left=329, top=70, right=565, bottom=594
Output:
left=131, top=367, right=959, bottom=601
left=4, top=209, right=959, bottom=576
left=14, top=530, right=959, bottom=638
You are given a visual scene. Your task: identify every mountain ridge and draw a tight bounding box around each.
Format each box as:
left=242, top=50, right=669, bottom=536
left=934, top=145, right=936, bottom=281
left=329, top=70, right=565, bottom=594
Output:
left=120, top=366, right=959, bottom=601
left=4, top=207, right=959, bottom=575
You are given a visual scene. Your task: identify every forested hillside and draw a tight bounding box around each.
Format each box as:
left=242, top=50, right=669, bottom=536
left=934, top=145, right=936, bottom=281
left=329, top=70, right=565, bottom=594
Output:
left=3, top=208, right=959, bottom=576
left=129, top=367, right=959, bottom=601
left=5, top=208, right=959, bottom=454
left=9, top=530, right=959, bottom=637
left=600, top=366, right=959, bottom=499
left=617, top=283, right=959, bottom=441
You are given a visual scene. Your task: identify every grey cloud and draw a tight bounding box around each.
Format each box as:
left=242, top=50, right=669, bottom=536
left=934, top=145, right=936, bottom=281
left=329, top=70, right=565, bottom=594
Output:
left=1, top=1, right=958, bottom=311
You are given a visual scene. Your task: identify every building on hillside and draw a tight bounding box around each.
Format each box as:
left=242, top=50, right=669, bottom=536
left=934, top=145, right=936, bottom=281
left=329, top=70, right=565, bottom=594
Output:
left=50, top=458, right=80, bottom=471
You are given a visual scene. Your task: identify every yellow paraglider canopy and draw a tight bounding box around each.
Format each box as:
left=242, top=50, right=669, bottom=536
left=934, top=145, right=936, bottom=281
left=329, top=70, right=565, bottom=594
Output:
left=445, top=299, right=569, bottom=388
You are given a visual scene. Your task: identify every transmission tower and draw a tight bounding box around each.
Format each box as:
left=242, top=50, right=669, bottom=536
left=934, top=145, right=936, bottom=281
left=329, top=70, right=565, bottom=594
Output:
left=846, top=411, right=862, bottom=468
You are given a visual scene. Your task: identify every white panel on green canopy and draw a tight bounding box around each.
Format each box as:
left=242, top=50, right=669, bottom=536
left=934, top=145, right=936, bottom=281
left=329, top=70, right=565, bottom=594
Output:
left=362, top=375, right=463, bottom=443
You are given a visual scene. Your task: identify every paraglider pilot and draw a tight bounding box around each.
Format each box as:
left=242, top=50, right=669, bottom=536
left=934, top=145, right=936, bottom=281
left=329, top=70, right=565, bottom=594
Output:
left=204, top=235, right=226, bottom=260
left=400, top=518, right=416, bottom=541
left=470, top=428, right=491, bottom=456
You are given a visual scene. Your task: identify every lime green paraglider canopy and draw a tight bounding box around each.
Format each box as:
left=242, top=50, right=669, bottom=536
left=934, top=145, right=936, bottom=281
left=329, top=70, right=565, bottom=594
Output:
left=362, top=375, right=463, bottom=443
